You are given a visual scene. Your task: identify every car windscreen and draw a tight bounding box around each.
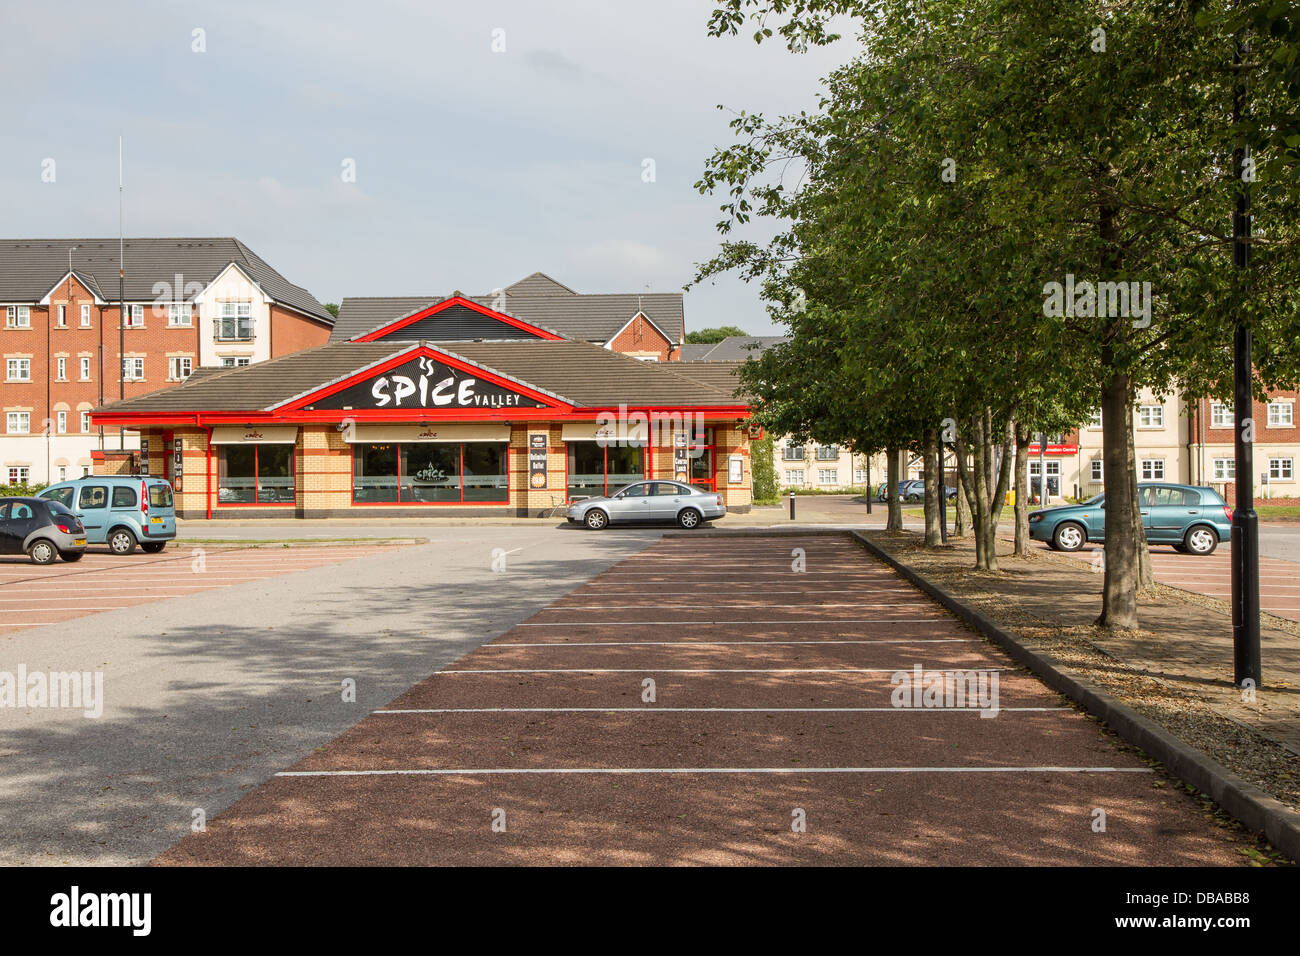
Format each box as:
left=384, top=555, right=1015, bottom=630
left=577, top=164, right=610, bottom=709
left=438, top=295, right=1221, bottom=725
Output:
left=1083, top=494, right=1105, bottom=505
left=148, top=484, right=174, bottom=509
left=43, top=500, right=77, bottom=520
left=41, top=486, right=75, bottom=507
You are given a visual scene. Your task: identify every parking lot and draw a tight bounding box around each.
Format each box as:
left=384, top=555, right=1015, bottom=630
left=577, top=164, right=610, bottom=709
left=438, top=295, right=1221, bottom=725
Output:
left=1045, top=541, right=1300, bottom=622
left=0, top=545, right=395, bottom=635
left=156, top=533, right=1255, bottom=866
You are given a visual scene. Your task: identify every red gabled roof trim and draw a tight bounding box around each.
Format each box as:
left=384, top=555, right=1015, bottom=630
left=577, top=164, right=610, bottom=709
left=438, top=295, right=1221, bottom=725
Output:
left=351, top=295, right=565, bottom=342
left=274, top=344, right=574, bottom=414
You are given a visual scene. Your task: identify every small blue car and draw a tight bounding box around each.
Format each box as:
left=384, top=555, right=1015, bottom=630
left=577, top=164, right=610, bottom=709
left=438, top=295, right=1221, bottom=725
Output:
left=1029, top=482, right=1231, bottom=555
left=38, top=476, right=177, bottom=554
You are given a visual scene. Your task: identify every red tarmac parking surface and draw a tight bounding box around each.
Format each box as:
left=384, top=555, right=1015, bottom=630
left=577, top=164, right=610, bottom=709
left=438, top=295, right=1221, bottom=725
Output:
left=156, top=535, right=1258, bottom=866
left=1046, top=541, right=1300, bottom=621
left=0, top=545, right=394, bottom=635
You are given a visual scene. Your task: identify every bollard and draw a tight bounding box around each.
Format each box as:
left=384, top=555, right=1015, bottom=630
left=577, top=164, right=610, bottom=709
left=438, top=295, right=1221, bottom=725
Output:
left=789, top=490, right=796, bottom=520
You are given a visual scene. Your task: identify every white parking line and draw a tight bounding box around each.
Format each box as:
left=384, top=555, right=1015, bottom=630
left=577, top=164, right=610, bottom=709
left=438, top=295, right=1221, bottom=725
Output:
left=541, top=603, right=932, bottom=610
left=277, top=766, right=1155, bottom=777
left=433, top=667, right=1007, bottom=674
left=490, top=639, right=976, bottom=647
left=374, top=706, right=1066, bottom=714
left=517, top=619, right=942, bottom=626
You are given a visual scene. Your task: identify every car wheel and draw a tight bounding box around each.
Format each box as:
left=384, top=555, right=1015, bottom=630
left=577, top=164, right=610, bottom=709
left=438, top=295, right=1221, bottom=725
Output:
left=141, top=542, right=167, bottom=554
left=108, top=527, right=138, bottom=555
left=677, top=508, right=702, bottom=529
left=1052, top=521, right=1086, bottom=552
left=28, top=539, right=57, bottom=565
left=59, top=551, right=84, bottom=562
left=584, top=509, right=609, bottom=530
left=1184, top=525, right=1218, bottom=556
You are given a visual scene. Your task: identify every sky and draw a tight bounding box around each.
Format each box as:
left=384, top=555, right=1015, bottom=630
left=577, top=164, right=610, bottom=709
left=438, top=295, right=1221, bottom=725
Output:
left=0, top=0, right=856, bottom=335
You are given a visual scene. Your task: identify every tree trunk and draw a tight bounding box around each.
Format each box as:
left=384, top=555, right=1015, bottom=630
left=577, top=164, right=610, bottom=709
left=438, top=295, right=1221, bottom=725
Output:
left=1013, top=422, right=1031, bottom=557
left=885, top=443, right=903, bottom=531
left=983, top=415, right=1015, bottom=572
left=1097, top=368, right=1140, bottom=629
left=922, top=425, right=941, bottom=546
left=970, top=413, right=991, bottom=570
left=954, top=449, right=971, bottom=537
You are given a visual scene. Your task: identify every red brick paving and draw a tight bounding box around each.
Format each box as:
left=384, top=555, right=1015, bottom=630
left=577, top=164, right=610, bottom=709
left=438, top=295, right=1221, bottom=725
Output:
left=0, top=545, right=394, bottom=634
left=155, top=535, right=1256, bottom=866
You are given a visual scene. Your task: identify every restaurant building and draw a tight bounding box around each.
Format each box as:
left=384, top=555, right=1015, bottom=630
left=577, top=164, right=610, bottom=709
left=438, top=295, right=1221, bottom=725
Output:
left=90, top=295, right=756, bottom=518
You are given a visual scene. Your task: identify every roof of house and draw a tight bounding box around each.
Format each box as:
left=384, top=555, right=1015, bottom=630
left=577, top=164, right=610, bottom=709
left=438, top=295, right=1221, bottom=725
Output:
left=662, top=361, right=749, bottom=401
left=0, top=237, right=334, bottom=324
left=94, top=339, right=746, bottom=415
left=332, top=274, right=685, bottom=345
left=682, top=335, right=789, bottom=361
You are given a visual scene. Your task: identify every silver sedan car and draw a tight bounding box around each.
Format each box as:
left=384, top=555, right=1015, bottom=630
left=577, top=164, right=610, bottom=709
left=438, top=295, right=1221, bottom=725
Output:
left=568, top=480, right=726, bottom=530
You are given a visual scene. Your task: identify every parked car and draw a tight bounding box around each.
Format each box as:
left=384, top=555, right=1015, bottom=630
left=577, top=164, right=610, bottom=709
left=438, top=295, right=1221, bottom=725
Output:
left=0, top=497, right=87, bottom=564
left=877, top=480, right=957, bottom=502
left=568, top=480, right=725, bottom=530
left=38, top=476, right=177, bottom=554
left=1028, top=482, right=1231, bottom=555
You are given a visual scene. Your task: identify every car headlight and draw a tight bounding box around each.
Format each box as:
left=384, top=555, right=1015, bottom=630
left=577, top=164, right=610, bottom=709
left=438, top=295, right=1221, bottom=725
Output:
left=1028, top=513, right=1042, bottom=523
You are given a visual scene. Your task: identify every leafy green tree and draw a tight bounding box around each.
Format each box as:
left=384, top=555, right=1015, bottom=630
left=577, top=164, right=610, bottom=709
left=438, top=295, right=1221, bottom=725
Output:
left=686, top=326, right=749, bottom=344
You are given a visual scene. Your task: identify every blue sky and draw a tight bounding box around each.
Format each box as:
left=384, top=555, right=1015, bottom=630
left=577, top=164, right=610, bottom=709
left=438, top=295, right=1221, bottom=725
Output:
left=0, top=1, right=855, bottom=334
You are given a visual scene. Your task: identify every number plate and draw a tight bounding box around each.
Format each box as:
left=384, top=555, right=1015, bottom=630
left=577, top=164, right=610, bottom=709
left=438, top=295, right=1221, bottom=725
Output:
left=74, top=538, right=87, bottom=546
left=150, top=516, right=163, bottom=523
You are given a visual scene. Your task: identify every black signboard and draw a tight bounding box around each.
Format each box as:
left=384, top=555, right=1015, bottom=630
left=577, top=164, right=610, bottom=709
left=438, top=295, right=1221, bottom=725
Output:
left=313, top=355, right=549, bottom=410
left=528, top=433, right=548, bottom=490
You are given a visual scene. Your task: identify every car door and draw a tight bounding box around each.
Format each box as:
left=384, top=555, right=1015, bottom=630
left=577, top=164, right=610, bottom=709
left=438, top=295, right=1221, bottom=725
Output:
left=1149, top=486, right=1198, bottom=542
left=75, top=483, right=110, bottom=542
left=0, top=502, right=15, bottom=554
left=1136, top=485, right=1161, bottom=541
left=646, top=482, right=685, bottom=522
left=6, top=501, right=40, bottom=552
left=608, top=483, right=652, bottom=523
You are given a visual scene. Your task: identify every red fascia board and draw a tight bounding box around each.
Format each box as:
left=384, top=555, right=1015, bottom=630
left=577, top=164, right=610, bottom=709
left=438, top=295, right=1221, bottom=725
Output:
left=352, top=296, right=565, bottom=342
left=276, top=344, right=570, bottom=413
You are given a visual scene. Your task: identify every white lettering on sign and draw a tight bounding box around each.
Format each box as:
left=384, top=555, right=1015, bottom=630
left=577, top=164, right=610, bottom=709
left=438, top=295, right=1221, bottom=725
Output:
left=369, top=371, right=524, bottom=409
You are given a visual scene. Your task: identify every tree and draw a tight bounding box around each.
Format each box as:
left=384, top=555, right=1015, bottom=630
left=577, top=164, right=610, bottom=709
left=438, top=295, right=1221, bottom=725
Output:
left=324, top=303, right=340, bottom=319
left=686, top=325, right=749, bottom=344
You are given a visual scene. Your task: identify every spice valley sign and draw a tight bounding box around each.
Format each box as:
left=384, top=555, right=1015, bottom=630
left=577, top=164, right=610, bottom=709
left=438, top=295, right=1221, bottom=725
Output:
left=315, top=356, right=549, bottom=410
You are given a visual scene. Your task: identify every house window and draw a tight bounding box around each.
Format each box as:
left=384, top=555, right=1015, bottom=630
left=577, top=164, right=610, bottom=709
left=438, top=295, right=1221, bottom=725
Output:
left=1212, top=458, right=1235, bottom=481
left=815, top=444, right=839, bottom=461
left=220, top=357, right=251, bottom=368
left=1086, top=409, right=1103, bottom=429
left=1138, top=405, right=1164, bottom=428
left=1090, top=459, right=1103, bottom=482
left=1267, top=402, right=1293, bottom=427
left=218, top=445, right=297, bottom=504
left=56, top=411, right=67, bottom=434
left=121, top=357, right=145, bottom=381
left=1030, top=460, right=1062, bottom=496
left=81, top=411, right=91, bottom=432
left=784, top=470, right=805, bottom=485
left=1210, top=402, right=1232, bottom=428
left=854, top=468, right=868, bottom=484
left=6, top=358, right=30, bottom=381
left=7, top=467, right=30, bottom=486
left=6, top=306, right=31, bottom=328
left=353, top=442, right=510, bottom=504
left=218, top=302, right=253, bottom=340
left=168, top=304, right=193, bottom=327
left=80, top=357, right=91, bottom=381
left=1269, top=458, right=1293, bottom=480
left=123, top=304, right=144, bottom=327
left=80, top=304, right=91, bottom=327
left=782, top=443, right=805, bottom=461
left=1140, top=459, right=1165, bottom=480
left=57, top=305, right=66, bottom=327
left=817, top=468, right=838, bottom=484
left=169, top=357, right=193, bottom=380
left=57, top=466, right=67, bottom=482
left=7, top=412, right=30, bottom=434
left=56, top=357, right=66, bottom=381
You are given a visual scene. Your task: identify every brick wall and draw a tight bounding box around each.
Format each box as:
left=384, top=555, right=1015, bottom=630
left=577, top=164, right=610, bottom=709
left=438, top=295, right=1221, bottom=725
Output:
left=270, top=305, right=333, bottom=358
left=606, top=315, right=674, bottom=362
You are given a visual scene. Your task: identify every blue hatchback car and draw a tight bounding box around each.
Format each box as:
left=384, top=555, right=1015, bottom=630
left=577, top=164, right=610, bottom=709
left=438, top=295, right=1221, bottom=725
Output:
left=1029, top=482, right=1232, bottom=556
left=38, top=476, right=177, bottom=554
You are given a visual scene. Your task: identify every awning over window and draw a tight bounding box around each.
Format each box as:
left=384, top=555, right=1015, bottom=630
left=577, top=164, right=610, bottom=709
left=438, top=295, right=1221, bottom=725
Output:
left=210, top=425, right=300, bottom=445
left=561, top=422, right=649, bottom=445
left=344, top=423, right=511, bottom=444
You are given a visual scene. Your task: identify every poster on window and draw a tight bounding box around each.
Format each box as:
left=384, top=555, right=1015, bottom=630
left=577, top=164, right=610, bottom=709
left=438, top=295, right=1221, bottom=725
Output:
left=728, top=454, right=744, bottom=484
left=528, top=433, right=548, bottom=489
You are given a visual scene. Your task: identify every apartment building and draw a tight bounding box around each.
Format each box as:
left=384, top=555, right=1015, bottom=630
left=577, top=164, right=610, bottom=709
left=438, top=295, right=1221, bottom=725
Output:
left=1, top=238, right=334, bottom=485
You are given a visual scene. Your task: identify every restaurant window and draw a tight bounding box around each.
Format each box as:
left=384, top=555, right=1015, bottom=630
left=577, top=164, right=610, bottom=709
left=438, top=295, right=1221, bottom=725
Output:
left=353, top=442, right=508, bottom=504
left=567, top=442, right=644, bottom=500
left=218, top=444, right=296, bottom=504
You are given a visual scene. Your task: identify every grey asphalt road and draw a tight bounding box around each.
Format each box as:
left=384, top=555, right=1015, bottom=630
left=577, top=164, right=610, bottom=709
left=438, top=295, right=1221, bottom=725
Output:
left=0, top=525, right=662, bottom=865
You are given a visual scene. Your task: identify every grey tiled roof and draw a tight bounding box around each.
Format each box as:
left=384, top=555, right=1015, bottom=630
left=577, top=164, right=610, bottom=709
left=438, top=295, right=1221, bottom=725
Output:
left=682, top=335, right=788, bottom=361
left=332, top=275, right=685, bottom=345
left=0, top=237, right=333, bottom=324
left=95, top=340, right=745, bottom=415
left=661, top=361, right=749, bottom=401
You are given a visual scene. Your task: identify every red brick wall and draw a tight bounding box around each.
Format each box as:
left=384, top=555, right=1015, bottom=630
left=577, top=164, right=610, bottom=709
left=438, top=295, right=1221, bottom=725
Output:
left=607, top=314, right=674, bottom=362
left=1195, top=392, right=1300, bottom=445
left=270, top=305, right=332, bottom=357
